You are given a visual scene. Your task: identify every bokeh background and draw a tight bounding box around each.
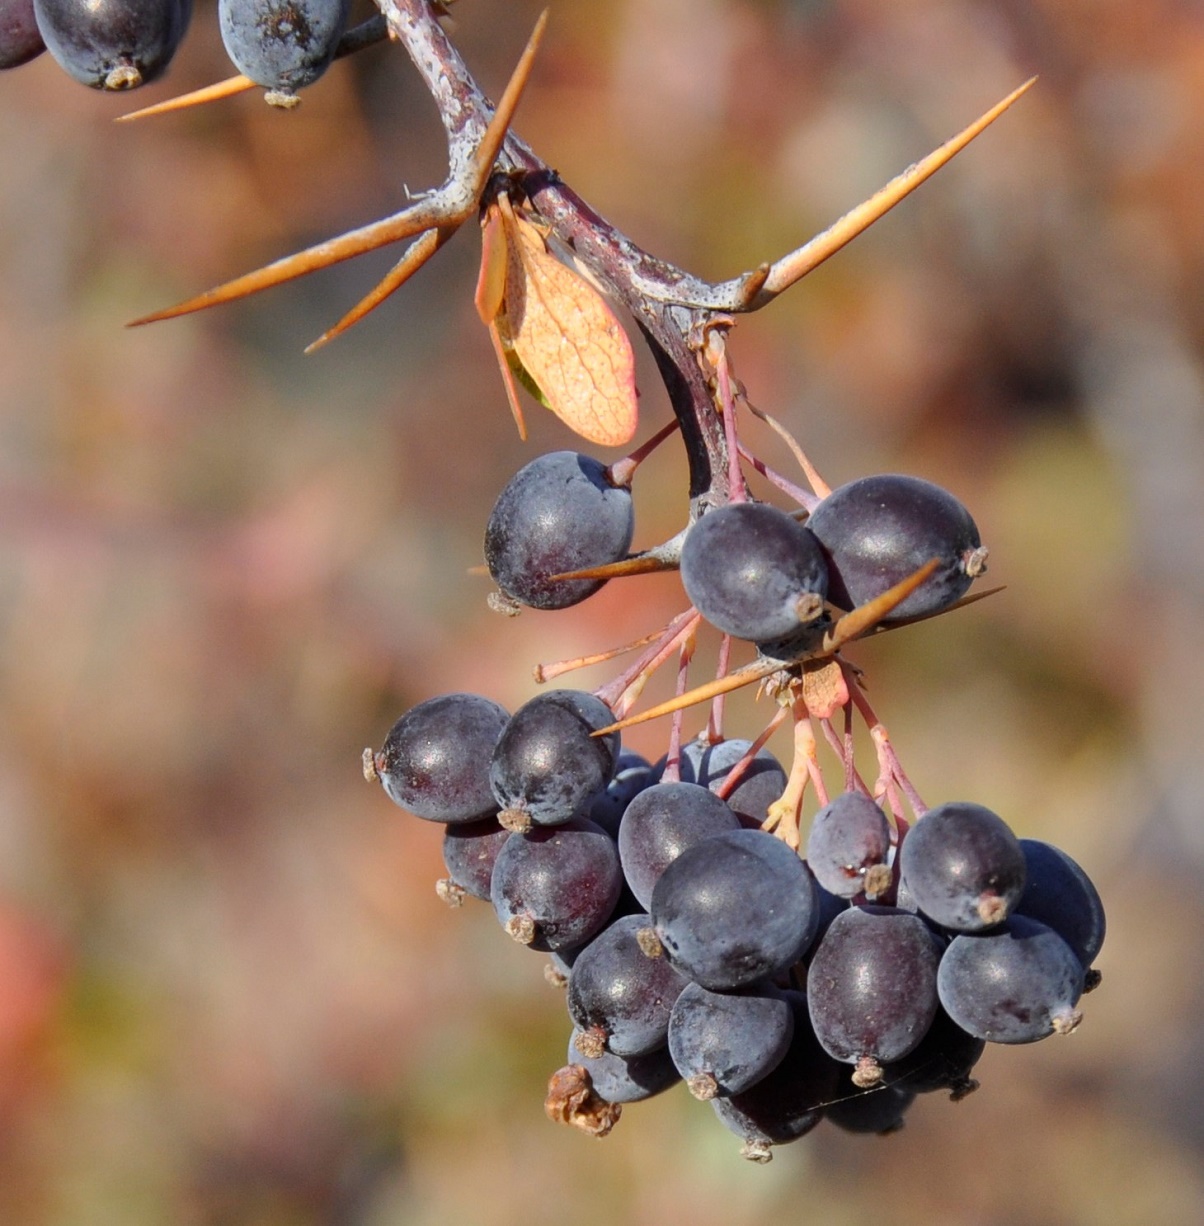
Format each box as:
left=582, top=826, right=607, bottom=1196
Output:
left=2, top=0, right=1202, bottom=1221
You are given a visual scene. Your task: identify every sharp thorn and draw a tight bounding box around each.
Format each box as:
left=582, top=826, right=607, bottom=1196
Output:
left=116, top=74, right=258, bottom=121
left=127, top=205, right=451, bottom=326
left=549, top=553, right=677, bottom=583
left=304, top=228, right=447, bottom=352
left=472, top=9, right=549, bottom=184
left=593, top=657, right=783, bottom=737
left=823, top=559, right=941, bottom=651
left=754, top=78, right=1037, bottom=305
left=869, top=583, right=1006, bottom=631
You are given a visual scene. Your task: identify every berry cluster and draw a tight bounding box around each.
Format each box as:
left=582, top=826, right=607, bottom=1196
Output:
left=0, top=0, right=373, bottom=103
left=18, top=0, right=1088, bottom=1163
left=365, top=441, right=1106, bottom=1161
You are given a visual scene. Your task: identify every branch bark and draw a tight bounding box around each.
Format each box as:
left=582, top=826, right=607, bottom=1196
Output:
left=380, top=0, right=731, bottom=510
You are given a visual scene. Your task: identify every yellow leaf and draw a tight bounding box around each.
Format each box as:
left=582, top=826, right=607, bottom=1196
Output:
left=496, top=194, right=639, bottom=447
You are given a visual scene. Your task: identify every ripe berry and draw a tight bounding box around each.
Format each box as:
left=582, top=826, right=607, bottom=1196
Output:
left=675, top=736, right=788, bottom=824
left=806, top=791, right=893, bottom=899
left=806, top=473, right=986, bottom=621
left=585, top=752, right=654, bottom=838
left=709, top=991, right=840, bottom=1160
left=490, top=817, right=623, bottom=953
left=439, top=817, right=511, bottom=904
left=566, top=914, right=688, bottom=1057
left=938, top=915, right=1085, bottom=1043
left=563, top=1030, right=680, bottom=1103
left=1014, top=838, right=1106, bottom=971
left=34, top=0, right=190, bottom=89
left=218, top=0, right=350, bottom=103
left=806, top=905, right=940, bottom=1086
left=668, top=981, right=795, bottom=1100
left=617, top=780, right=740, bottom=909
left=375, top=692, right=509, bottom=824
left=649, top=828, right=820, bottom=991
left=490, top=689, right=620, bottom=832
left=679, top=501, right=828, bottom=643
left=1, top=0, right=44, bottom=68
left=485, top=451, right=635, bottom=611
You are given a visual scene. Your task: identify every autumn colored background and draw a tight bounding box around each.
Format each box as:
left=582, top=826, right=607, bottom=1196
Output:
left=1, top=0, right=1201, bottom=1221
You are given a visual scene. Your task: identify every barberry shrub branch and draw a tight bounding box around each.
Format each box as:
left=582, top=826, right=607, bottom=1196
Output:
left=130, top=0, right=1030, bottom=514
left=9, top=0, right=1104, bottom=1155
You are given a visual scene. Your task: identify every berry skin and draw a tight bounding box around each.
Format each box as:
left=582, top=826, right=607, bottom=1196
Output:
left=1014, top=839, right=1106, bottom=971
left=484, top=451, right=635, bottom=611
left=439, top=817, right=511, bottom=903
left=375, top=693, right=509, bottom=824
left=938, top=915, right=1085, bottom=1044
left=617, top=780, right=740, bottom=910
left=667, top=981, right=795, bottom=1100
left=898, top=801, right=1026, bottom=931
left=566, top=914, right=688, bottom=1058
left=585, top=752, right=654, bottom=839
left=34, top=0, right=190, bottom=89
left=679, top=501, right=829, bottom=643
left=805, top=473, right=986, bottom=621
left=564, top=1030, right=680, bottom=1103
left=218, top=0, right=350, bottom=102
left=650, top=828, right=820, bottom=991
left=806, top=905, right=941, bottom=1086
left=881, top=1005, right=985, bottom=1100
left=490, top=689, right=620, bottom=831
left=1, top=0, right=44, bottom=68
left=709, top=991, right=841, bottom=1161
left=824, top=1079, right=916, bottom=1135
left=674, top=736, right=788, bottom=824
left=806, top=791, right=893, bottom=899
left=490, top=817, right=623, bottom=953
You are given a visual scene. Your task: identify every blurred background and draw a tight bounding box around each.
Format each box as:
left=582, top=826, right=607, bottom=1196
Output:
left=1, top=0, right=1201, bottom=1221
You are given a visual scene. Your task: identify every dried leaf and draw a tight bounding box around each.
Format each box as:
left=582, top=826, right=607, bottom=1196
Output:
left=496, top=195, right=638, bottom=447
